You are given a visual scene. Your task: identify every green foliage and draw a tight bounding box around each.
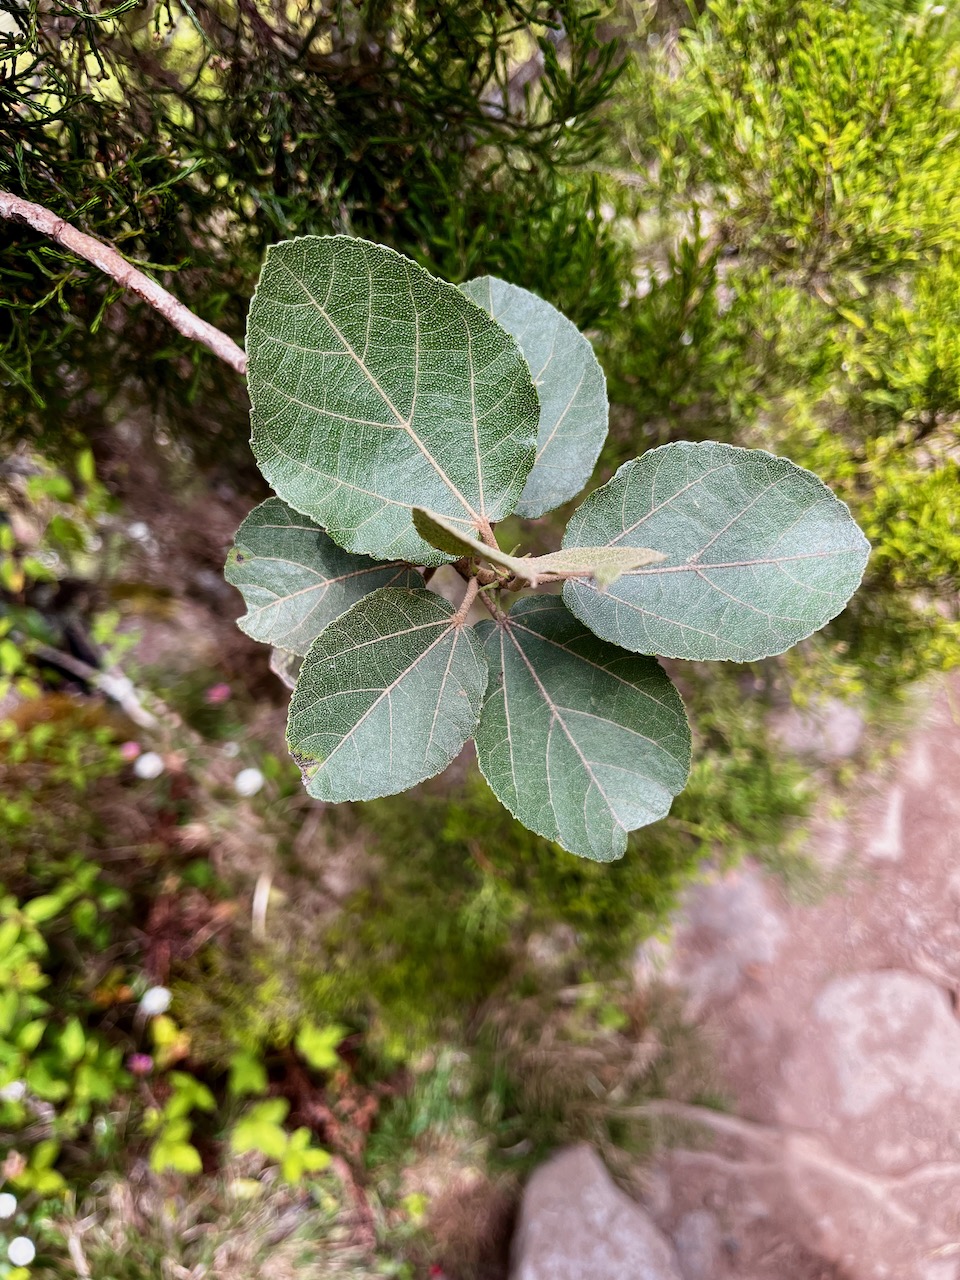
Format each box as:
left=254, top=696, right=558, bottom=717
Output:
left=228, top=235, right=866, bottom=859
left=562, top=441, right=868, bottom=662
left=245, top=235, right=539, bottom=562
left=230, top=1099, right=330, bottom=1184
left=654, top=0, right=958, bottom=275
left=1, top=0, right=626, bottom=460
left=287, top=588, right=489, bottom=803
left=223, top=681, right=804, bottom=1051
left=295, top=1022, right=346, bottom=1074
left=146, top=1072, right=216, bottom=1176
left=0, top=449, right=117, bottom=704
left=0, top=708, right=124, bottom=873
left=144, top=1046, right=334, bottom=1185
left=474, top=597, right=690, bottom=861
left=227, top=498, right=421, bottom=657
left=606, top=0, right=960, bottom=694
left=0, top=888, right=129, bottom=1197
left=226, top=1049, right=267, bottom=1100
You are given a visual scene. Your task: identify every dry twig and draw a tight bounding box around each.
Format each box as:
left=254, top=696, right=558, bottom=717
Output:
left=0, top=191, right=247, bottom=375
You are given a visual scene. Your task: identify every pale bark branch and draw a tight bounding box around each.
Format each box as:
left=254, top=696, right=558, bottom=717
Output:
left=0, top=190, right=248, bottom=375
left=32, top=643, right=158, bottom=729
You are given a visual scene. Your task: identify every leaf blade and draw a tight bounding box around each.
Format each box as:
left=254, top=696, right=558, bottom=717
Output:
left=474, top=597, right=690, bottom=861
left=529, top=545, right=667, bottom=588
left=412, top=507, right=494, bottom=563
left=247, top=238, right=539, bottom=563
left=563, top=442, right=870, bottom=661
left=412, top=507, right=663, bottom=587
left=287, top=587, right=488, bottom=801
left=226, top=497, right=421, bottom=656
left=461, top=276, right=608, bottom=517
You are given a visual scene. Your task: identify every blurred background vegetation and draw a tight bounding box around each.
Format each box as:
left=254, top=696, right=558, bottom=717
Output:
left=1, top=0, right=958, bottom=1276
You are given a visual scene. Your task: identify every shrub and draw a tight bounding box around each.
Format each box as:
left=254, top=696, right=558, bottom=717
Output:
left=0, top=0, right=625, bottom=462
left=226, top=235, right=866, bottom=859
left=606, top=0, right=960, bottom=694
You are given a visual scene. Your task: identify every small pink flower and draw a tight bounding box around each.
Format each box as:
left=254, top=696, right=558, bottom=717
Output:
left=204, top=683, right=232, bottom=705
left=120, top=741, right=141, bottom=762
left=127, top=1053, right=154, bottom=1076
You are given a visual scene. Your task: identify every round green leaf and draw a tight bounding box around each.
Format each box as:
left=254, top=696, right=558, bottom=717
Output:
left=226, top=497, right=421, bottom=656
left=287, top=587, right=488, bottom=802
left=461, top=275, right=608, bottom=518
left=474, top=597, right=690, bottom=862
left=563, top=442, right=870, bottom=662
left=151, top=1139, right=202, bottom=1176
left=247, top=237, right=539, bottom=564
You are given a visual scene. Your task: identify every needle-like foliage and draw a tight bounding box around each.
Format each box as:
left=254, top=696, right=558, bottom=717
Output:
left=0, top=0, right=626, bottom=456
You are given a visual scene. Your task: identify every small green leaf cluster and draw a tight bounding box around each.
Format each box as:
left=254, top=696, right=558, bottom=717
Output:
left=226, top=1023, right=341, bottom=1183
left=146, top=1071, right=216, bottom=1177
left=229, top=1099, right=330, bottom=1185
left=0, top=889, right=129, bottom=1199
left=146, top=1016, right=342, bottom=1182
left=227, top=235, right=868, bottom=861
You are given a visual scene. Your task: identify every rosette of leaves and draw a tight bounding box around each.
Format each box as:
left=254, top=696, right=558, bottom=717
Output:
left=226, top=237, right=869, bottom=861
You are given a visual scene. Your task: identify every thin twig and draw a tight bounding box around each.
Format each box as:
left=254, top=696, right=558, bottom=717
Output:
left=0, top=191, right=247, bottom=375
left=32, top=643, right=158, bottom=729
left=453, top=575, right=480, bottom=624
left=251, top=872, right=272, bottom=940
left=65, top=1227, right=92, bottom=1280
left=477, top=587, right=508, bottom=625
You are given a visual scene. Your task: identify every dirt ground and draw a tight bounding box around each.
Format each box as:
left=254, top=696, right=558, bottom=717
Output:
left=99, top=442, right=960, bottom=1279
left=639, top=674, right=960, bottom=1280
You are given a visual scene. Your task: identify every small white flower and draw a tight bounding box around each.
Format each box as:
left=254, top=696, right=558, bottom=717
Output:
left=139, top=986, right=172, bottom=1017
left=0, top=1080, right=26, bottom=1102
left=0, top=1192, right=17, bottom=1219
left=222, top=741, right=240, bottom=758
left=234, top=767, right=264, bottom=798
left=133, top=751, right=165, bottom=780
left=127, top=521, right=150, bottom=542
left=931, top=5, right=946, bottom=14
left=8, top=1236, right=36, bottom=1266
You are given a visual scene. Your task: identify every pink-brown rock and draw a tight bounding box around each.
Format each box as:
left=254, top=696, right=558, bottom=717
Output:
left=511, top=1145, right=683, bottom=1280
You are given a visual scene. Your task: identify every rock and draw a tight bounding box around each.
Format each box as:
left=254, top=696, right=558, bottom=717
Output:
left=511, top=1145, right=683, bottom=1280
left=672, top=1209, right=722, bottom=1280
left=640, top=675, right=960, bottom=1280
left=769, top=698, right=865, bottom=762
left=779, top=1137, right=960, bottom=1280
left=670, top=865, right=785, bottom=1017
left=781, top=971, right=960, bottom=1172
